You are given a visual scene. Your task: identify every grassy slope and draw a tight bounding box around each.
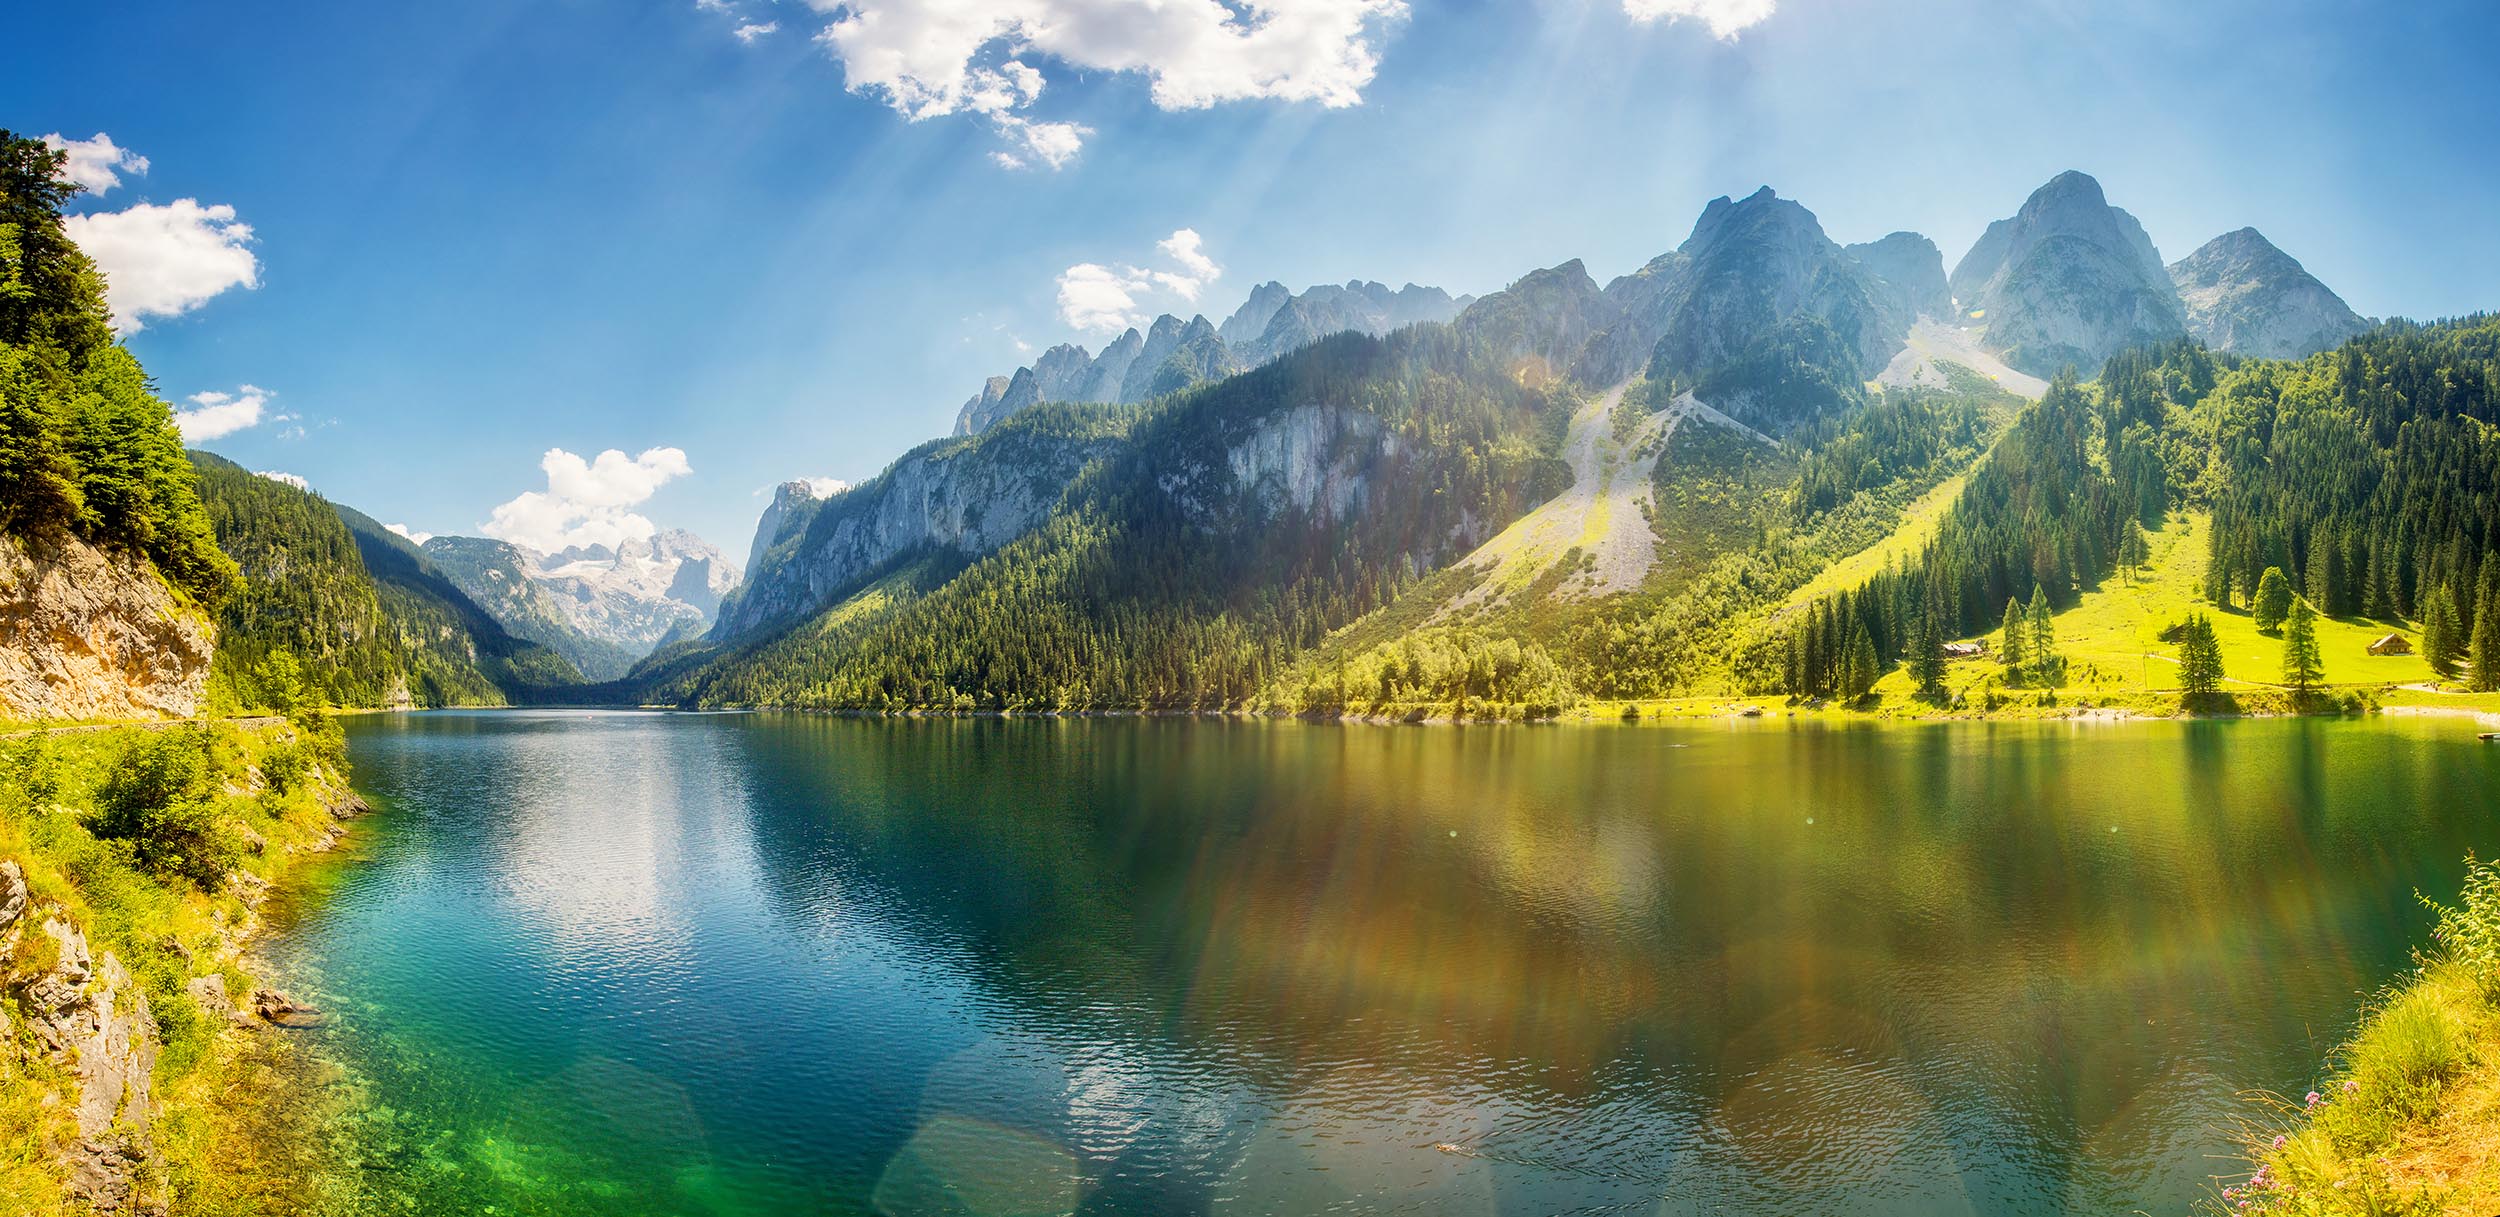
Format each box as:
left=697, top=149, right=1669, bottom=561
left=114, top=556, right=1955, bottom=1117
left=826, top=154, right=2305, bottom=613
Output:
left=1916, top=511, right=2437, bottom=697
left=1604, top=509, right=2471, bottom=720
left=1777, top=466, right=1972, bottom=615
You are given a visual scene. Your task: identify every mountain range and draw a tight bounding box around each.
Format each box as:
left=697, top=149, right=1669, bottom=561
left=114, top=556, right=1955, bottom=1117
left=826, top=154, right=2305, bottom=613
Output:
left=620, top=168, right=2378, bottom=713
left=73, top=168, right=2395, bottom=720
left=954, top=280, right=1473, bottom=436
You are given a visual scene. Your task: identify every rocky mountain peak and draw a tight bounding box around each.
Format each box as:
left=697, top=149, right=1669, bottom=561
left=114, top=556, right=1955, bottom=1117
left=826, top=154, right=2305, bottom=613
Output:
left=1458, top=259, right=1617, bottom=376
left=1846, top=232, right=1952, bottom=321
left=1949, top=170, right=2185, bottom=376
left=2169, top=227, right=2365, bottom=359
left=1218, top=281, right=1293, bottom=347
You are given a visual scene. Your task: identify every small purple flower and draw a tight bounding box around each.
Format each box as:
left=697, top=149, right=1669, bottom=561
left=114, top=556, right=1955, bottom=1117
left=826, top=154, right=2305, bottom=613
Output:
left=2342, top=1079, right=2359, bottom=1094
left=2272, top=1134, right=2287, bottom=1149
left=2306, top=1090, right=2323, bottom=1107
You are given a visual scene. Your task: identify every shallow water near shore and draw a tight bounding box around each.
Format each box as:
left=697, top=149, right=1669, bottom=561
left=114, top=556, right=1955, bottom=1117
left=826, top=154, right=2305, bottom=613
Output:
left=244, top=711, right=2500, bottom=1215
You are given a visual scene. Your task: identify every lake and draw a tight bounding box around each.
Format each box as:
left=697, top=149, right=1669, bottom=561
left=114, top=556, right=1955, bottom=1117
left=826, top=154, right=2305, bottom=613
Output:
left=248, top=711, right=2500, bottom=1215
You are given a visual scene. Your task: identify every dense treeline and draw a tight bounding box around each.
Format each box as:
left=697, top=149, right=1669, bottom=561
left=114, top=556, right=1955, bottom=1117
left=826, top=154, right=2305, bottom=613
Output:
left=1781, top=319, right=2500, bottom=698
left=652, top=328, right=1572, bottom=711
left=2201, top=320, right=2500, bottom=643
left=190, top=453, right=582, bottom=709
left=0, top=132, right=231, bottom=601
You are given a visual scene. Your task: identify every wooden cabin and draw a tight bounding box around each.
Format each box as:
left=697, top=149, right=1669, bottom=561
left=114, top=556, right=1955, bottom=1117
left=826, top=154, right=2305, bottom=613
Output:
left=2367, top=633, right=2413, bottom=656
left=1942, top=641, right=1989, bottom=661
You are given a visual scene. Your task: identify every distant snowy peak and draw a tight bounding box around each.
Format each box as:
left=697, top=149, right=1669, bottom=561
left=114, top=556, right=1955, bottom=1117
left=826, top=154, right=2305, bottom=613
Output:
left=421, top=528, right=738, bottom=679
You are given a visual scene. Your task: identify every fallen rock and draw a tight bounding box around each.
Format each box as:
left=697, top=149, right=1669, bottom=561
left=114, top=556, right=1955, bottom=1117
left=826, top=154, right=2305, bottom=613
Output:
left=253, top=988, right=323, bottom=1028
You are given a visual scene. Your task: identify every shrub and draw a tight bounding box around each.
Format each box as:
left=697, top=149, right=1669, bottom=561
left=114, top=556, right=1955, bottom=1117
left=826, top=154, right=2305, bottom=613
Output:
left=85, top=730, right=238, bottom=886
left=2422, top=853, right=2500, bottom=996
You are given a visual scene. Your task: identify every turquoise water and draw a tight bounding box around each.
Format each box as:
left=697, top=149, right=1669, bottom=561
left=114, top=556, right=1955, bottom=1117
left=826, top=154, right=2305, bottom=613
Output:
left=254, top=712, right=2500, bottom=1215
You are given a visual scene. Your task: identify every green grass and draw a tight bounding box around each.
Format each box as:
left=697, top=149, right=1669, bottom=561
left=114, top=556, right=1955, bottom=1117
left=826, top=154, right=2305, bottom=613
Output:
left=1843, top=511, right=2451, bottom=713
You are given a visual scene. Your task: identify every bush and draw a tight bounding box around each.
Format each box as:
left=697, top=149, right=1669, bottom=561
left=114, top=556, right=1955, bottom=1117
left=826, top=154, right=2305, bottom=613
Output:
left=2423, top=853, right=2500, bottom=996
left=85, top=730, right=238, bottom=886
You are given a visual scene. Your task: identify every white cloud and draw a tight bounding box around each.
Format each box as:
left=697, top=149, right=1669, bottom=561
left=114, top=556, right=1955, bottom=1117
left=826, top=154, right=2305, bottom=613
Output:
left=63, top=199, right=260, bottom=333
left=1621, top=0, right=1775, bottom=38
left=482, top=446, right=694, bottom=553
left=254, top=470, right=309, bottom=491
left=734, top=20, right=779, bottom=43
left=1055, top=228, right=1222, bottom=333
left=810, top=0, right=1407, bottom=167
left=173, top=385, right=272, bottom=442
left=41, top=133, right=150, bottom=195
left=800, top=477, right=850, bottom=499
left=385, top=523, right=435, bottom=545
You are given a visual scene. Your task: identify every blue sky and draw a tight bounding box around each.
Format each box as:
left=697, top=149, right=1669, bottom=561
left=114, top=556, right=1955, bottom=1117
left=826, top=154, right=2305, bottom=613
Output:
left=6, top=0, right=2497, bottom=557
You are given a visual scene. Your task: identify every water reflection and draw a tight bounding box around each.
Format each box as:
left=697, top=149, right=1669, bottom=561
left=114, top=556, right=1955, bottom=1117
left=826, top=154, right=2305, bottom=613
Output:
left=249, top=713, right=2499, bottom=1216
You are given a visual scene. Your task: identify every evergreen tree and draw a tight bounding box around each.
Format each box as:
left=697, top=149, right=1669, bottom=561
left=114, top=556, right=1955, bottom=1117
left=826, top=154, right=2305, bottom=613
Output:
left=1840, top=623, right=1878, bottom=700
left=1999, top=597, right=2027, bottom=684
left=2254, top=566, right=2293, bottom=634
left=2026, top=586, right=2058, bottom=686
left=1908, top=611, right=1946, bottom=701
left=2306, top=530, right=2339, bottom=616
left=2423, top=582, right=2464, bottom=681
left=2468, top=581, right=2500, bottom=693
left=2119, top=520, right=2149, bottom=584
left=2177, top=613, right=2224, bottom=696
left=2282, top=597, right=2324, bottom=697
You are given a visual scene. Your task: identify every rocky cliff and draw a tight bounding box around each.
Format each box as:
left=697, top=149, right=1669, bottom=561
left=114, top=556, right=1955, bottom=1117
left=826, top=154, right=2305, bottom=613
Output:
left=2169, top=227, right=2367, bottom=359
left=0, top=534, right=213, bottom=722
left=4, top=863, right=166, bottom=1214
left=715, top=409, right=1131, bottom=639
left=1949, top=170, right=2187, bottom=376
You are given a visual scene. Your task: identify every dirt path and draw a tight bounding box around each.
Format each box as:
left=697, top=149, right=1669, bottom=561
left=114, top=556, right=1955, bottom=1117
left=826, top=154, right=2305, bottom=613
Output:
left=0, top=715, right=285, bottom=739
left=1440, top=382, right=1730, bottom=617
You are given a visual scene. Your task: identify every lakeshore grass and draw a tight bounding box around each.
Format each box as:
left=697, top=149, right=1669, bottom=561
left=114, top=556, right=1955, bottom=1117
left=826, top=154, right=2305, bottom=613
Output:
left=2219, top=858, right=2500, bottom=1216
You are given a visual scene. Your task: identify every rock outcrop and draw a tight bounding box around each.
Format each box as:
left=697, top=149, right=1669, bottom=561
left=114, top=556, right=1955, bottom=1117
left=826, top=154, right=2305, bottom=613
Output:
left=2168, top=227, right=2367, bottom=359
left=0, top=534, right=213, bottom=721
left=1949, top=170, right=2187, bottom=377
left=3, top=862, right=166, bottom=1215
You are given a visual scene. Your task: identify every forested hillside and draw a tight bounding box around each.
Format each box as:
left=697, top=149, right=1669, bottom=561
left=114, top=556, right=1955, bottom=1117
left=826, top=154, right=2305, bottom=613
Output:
left=1779, top=317, right=2500, bottom=703
left=647, top=328, right=1571, bottom=710
left=190, top=453, right=583, bottom=709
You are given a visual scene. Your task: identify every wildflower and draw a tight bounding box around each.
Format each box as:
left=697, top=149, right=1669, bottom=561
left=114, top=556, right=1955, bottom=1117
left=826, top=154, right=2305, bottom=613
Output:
left=2272, top=1134, right=2287, bottom=1149
left=2342, top=1079, right=2358, bottom=1094
left=2305, top=1090, right=2322, bottom=1107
